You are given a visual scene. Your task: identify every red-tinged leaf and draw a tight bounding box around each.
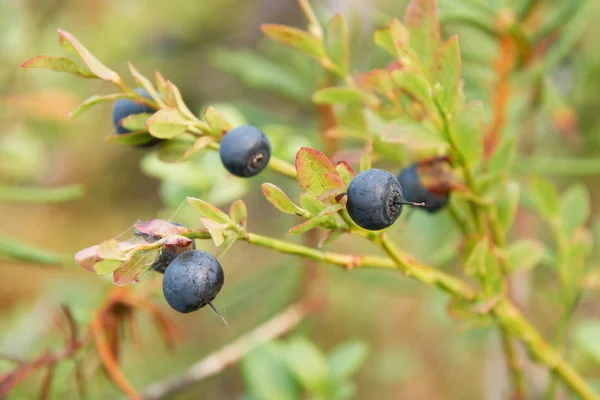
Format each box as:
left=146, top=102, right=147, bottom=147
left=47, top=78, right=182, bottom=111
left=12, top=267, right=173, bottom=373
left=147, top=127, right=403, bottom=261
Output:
left=286, top=215, right=335, bottom=235
left=230, top=200, right=248, bottom=230
left=128, top=63, right=163, bottom=106
left=105, top=131, right=157, bottom=146
left=316, top=186, right=345, bottom=201
left=404, top=0, right=440, bottom=72
left=200, top=218, right=226, bottom=246
left=295, top=147, right=344, bottom=196
left=335, top=161, right=355, bottom=185
left=134, top=219, right=191, bottom=237
left=360, top=140, right=373, bottom=172
left=374, top=19, right=410, bottom=56
left=261, top=183, right=308, bottom=216
left=187, top=197, right=232, bottom=224
left=119, top=113, right=154, bottom=132
left=69, top=93, right=134, bottom=118
left=394, top=41, right=424, bottom=73
left=181, top=136, right=213, bottom=161
left=204, top=106, right=232, bottom=136
left=359, top=69, right=394, bottom=95
left=431, top=36, right=461, bottom=113
left=20, top=55, right=94, bottom=78
left=112, top=248, right=161, bottom=285
left=318, top=229, right=344, bottom=248
left=57, top=29, right=121, bottom=85
left=146, top=108, right=190, bottom=139
left=261, top=24, right=326, bottom=60
left=326, top=14, right=349, bottom=76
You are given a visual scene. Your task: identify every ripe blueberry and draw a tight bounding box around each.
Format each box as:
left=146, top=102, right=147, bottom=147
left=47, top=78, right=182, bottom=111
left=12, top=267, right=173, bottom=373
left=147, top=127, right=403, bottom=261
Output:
left=397, top=165, right=449, bottom=213
left=219, top=125, right=271, bottom=177
left=346, top=169, right=414, bottom=231
left=112, top=88, right=160, bottom=147
left=162, top=250, right=224, bottom=314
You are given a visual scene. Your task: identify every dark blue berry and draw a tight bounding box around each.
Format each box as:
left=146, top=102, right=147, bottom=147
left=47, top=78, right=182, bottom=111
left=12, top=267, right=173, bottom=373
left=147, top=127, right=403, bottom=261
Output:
left=219, top=125, right=271, bottom=177
left=397, top=165, right=449, bottom=213
left=162, top=250, right=224, bottom=314
left=112, top=88, right=160, bottom=147
left=346, top=169, right=405, bottom=231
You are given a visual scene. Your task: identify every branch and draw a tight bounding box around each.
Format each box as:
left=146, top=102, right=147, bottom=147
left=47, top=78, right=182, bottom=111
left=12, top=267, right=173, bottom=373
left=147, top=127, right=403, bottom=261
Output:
left=139, top=298, right=320, bottom=400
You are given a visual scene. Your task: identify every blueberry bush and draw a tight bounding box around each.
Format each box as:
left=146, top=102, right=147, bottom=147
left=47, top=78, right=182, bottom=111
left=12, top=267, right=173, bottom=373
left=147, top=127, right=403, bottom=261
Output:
left=3, top=0, right=600, bottom=399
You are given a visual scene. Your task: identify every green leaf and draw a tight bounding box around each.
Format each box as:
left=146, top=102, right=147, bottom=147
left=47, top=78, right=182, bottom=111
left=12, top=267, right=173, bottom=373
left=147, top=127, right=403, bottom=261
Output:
left=295, top=147, right=344, bottom=196
left=156, top=138, right=193, bottom=163
left=165, top=81, right=198, bottom=122
left=0, top=235, right=66, bottom=265
left=187, top=197, right=233, bottom=224
left=216, top=234, right=237, bottom=258
left=105, top=131, right=158, bottom=146
left=242, top=343, right=300, bottom=400
left=464, top=237, right=488, bottom=277
left=283, top=337, right=329, bottom=393
left=146, top=108, right=190, bottom=139
left=452, top=101, right=484, bottom=166
left=181, top=136, right=213, bottom=161
left=327, top=340, right=369, bottom=379
left=404, top=0, right=441, bottom=73
left=119, top=113, right=154, bottom=132
left=204, top=106, right=232, bottom=137
left=431, top=36, right=461, bottom=113
left=374, top=18, right=410, bottom=56
left=286, top=215, right=335, bottom=235
left=128, top=63, right=163, bottom=106
left=496, top=181, right=520, bottom=233
left=391, top=70, right=433, bottom=110
left=201, top=218, right=226, bottom=246
left=20, top=56, right=94, bottom=78
left=359, top=140, right=373, bottom=172
left=528, top=176, right=560, bottom=222
left=0, top=184, right=85, bottom=203
left=507, top=240, right=544, bottom=273
left=560, top=184, right=591, bottom=238
left=155, top=71, right=168, bottom=99
left=261, top=183, right=308, bottom=216
left=312, top=87, right=375, bottom=106
left=488, top=137, right=516, bottom=174
left=326, top=14, right=349, bottom=76
left=261, top=24, right=326, bottom=61
left=57, top=29, right=121, bottom=85
left=300, top=194, right=327, bottom=215
left=69, top=93, right=134, bottom=118
left=230, top=199, right=248, bottom=230
left=464, top=237, right=503, bottom=295
left=335, top=162, right=355, bottom=186
left=380, top=119, right=448, bottom=150
left=574, top=319, right=600, bottom=364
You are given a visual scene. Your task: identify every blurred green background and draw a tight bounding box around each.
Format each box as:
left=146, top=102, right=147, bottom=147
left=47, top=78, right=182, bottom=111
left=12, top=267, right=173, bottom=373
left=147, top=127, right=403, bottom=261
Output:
left=1, top=0, right=600, bottom=399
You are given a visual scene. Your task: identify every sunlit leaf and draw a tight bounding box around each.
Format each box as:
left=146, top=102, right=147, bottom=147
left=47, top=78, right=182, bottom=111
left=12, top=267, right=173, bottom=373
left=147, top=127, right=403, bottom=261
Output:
left=335, top=161, right=355, bottom=185
left=374, top=18, right=410, bottom=56
left=204, top=106, right=233, bottom=137
left=261, top=24, right=327, bottom=61
left=201, top=218, right=226, bottom=246
left=69, top=93, right=134, bottom=118
left=181, top=136, right=213, bottom=161
left=230, top=199, right=248, bottom=230
left=119, top=113, right=154, bottom=132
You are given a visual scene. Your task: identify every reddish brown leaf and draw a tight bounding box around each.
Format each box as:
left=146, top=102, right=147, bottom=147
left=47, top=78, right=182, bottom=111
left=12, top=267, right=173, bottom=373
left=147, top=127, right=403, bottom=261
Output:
left=295, top=147, right=344, bottom=196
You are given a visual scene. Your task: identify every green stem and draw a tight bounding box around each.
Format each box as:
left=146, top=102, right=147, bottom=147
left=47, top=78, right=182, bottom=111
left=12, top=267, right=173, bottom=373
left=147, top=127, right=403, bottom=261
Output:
left=447, top=201, right=473, bottom=237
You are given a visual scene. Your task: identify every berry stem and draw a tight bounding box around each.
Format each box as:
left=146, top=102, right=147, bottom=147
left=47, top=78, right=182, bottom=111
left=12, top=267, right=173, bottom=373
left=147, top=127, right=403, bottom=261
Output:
left=207, top=302, right=229, bottom=327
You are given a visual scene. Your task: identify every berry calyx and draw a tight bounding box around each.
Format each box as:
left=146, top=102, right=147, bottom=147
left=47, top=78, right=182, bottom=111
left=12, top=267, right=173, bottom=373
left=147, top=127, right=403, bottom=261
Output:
left=346, top=169, right=422, bottom=231
left=219, top=125, right=271, bottom=177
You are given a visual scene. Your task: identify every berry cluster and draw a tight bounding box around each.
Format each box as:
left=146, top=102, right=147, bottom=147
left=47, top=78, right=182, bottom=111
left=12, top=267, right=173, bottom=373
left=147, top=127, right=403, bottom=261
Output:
left=113, top=91, right=272, bottom=178
left=345, top=161, right=451, bottom=231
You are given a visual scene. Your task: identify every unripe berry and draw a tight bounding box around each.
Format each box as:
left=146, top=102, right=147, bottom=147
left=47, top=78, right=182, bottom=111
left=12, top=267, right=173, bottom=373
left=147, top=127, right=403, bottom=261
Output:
left=219, top=125, right=271, bottom=177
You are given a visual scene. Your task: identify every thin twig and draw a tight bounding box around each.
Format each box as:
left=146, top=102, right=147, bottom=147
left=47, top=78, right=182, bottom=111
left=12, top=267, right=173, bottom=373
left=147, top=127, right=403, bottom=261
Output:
left=139, top=298, right=321, bottom=400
